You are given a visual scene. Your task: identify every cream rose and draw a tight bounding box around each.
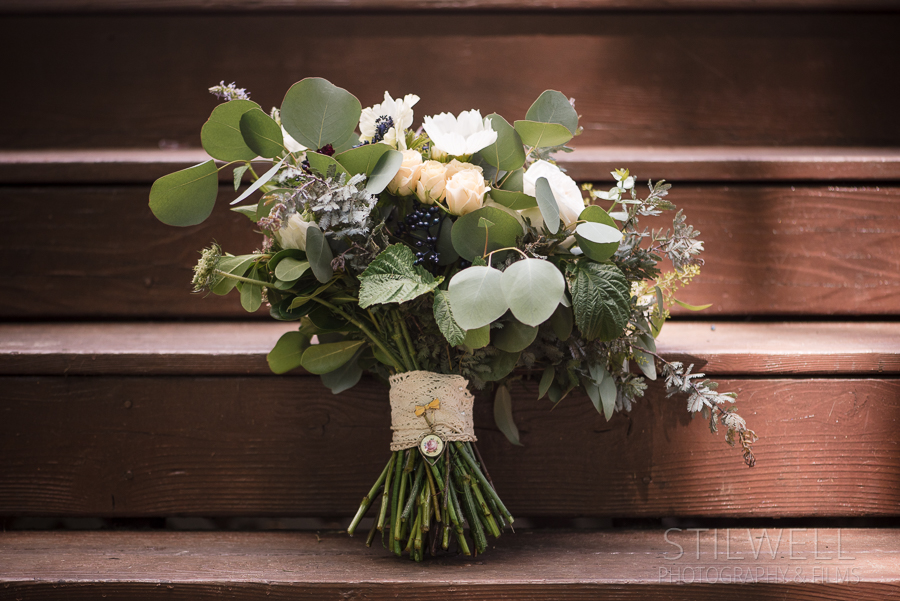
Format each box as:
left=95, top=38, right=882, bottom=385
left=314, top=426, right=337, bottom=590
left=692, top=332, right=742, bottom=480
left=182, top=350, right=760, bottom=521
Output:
left=415, top=160, right=448, bottom=204
left=444, top=159, right=482, bottom=181
left=387, top=150, right=423, bottom=197
left=277, top=212, right=312, bottom=251
left=445, top=170, right=490, bottom=216
left=523, top=160, right=586, bottom=228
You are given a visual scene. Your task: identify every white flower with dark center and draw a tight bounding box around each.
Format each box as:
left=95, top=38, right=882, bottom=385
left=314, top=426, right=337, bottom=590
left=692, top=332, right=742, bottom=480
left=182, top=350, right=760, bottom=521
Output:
left=422, top=110, right=498, bottom=158
left=359, top=92, right=420, bottom=148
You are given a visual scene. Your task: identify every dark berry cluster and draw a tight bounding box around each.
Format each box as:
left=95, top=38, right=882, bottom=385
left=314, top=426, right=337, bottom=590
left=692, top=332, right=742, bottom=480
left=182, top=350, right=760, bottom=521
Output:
left=396, top=203, right=443, bottom=268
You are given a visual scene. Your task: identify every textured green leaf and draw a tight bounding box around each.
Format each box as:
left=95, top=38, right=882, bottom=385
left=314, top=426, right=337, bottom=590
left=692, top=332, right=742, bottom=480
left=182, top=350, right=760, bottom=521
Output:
left=365, top=149, right=403, bottom=194
left=320, top=347, right=364, bottom=394
left=358, top=244, right=442, bottom=308
left=447, top=266, right=508, bottom=331
left=200, top=99, right=260, bottom=161
left=513, top=120, right=573, bottom=149
left=569, top=262, right=630, bottom=341
left=450, top=206, right=523, bottom=262
left=463, top=324, right=490, bottom=350
left=525, top=90, right=579, bottom=134
left=305, top=225, right=334, bottom=283
left=239, top=108, right=285, bottom=158
left=300, top=340, right=366, bottom=375
left=535, top=176, right=560, bottom=234
left=493, top=319, right=538, bottom=353
left=274, top=257, right=310, bottom=281
left=501, top=258, right=565, bottom=326
left=281, top=78, right=361, bottom=151
left=433, top=289, right=466, bottom=346
left=477, top=113, right=526, bottom=172
left=493, top=385, right=522, bottom=446
left=149, top=161, right=218, bottom=227
left=267, top=331, right=311, bottom=374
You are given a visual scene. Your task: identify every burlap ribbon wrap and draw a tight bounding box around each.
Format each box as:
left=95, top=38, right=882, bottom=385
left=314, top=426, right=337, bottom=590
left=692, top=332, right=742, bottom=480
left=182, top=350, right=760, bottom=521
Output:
left=388, top=371, right=477, bottom=451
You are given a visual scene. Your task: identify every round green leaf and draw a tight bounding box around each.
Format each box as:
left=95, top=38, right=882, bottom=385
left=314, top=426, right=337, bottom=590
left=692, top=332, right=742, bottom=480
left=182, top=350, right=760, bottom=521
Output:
left=300, top=340, right=366, bottom=375
left=364, top=149, right=403, bottom=194
left=267, top=331, right=311, bottom=374
left=477, top=113, right=526, bottom=172
left=334, top=143, right=391, bottom=176
left=307, top=152, right=350, bottom=179
left=274, top=257, right=311, bottom=281
left=200, top=99, right=260, bottom=161
left=239, top=108, right=285, bottom=159
left=489, top=188, right=537, bottom=210
left=513, top=120, right=573, bottom=149
left=240, top=280, right=263, bottom=313
left=281, top=78, right=361, bottom=151
left=450, top=206, right=524, bottom=262
left=494, top=319, right=538, bottom=353
left=579, top=204, right=617, bottom=227
left=501, top=168, right=524, bottom=191
left=482, top=350, right=520, bottom=382
left=463, top=324, right=490, bottom=350
left=320, top=347, right=364, bottom=394
left=525, top=90, right=579, bottom=134
left=535, top=176, right=560, bottom=234
left=149, top=160, right=219, bottom=227
left=575, top=222, right=623, bottom=263
left=447, top=266, right=509, bottom=331
left=267, top=248, right=307, bottom=271
left=500, top=258, right=565, bottom=326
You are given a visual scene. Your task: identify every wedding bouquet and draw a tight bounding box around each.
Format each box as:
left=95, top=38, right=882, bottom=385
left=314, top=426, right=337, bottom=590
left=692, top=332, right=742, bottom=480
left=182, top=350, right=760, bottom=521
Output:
left=149, top=78, right=756, bottom=561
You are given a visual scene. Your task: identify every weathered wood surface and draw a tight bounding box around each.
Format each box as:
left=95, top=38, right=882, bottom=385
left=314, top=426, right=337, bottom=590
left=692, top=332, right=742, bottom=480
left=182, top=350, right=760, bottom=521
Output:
left=1, top=530, right=898, bottom=600
left=2, top=185, right=897, bottom=317
left=6, top=0, right=900, bottom=12
left=1, top=376, right=897, bottom=517
left=2, top=322, right=899, bottom=376
left=5, top=147, right=900, bottom=184
left=2, top=13, right=898, bottom=149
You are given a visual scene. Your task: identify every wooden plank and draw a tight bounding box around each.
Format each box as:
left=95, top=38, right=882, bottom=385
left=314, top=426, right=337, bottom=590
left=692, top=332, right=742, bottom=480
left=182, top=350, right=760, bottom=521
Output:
left=1, top=376, right=897, bottom=517
left=1, top=185, right=897, bottom=317
left=5, top=147, right=900, bottom=184
left=1, top=530, right=898, bottom=600
left=2, top=13, right=899, bottom=149
left=1, top=322, right=898, bottom=376
left=5, top=0, right=900, bottom=12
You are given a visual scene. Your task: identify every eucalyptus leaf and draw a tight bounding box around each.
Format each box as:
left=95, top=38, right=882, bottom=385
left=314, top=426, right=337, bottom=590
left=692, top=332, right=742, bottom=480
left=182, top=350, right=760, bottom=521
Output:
left=335, top=143, right=391, bottom=176
left=672, top=298, right=713, bottom=311
left=210, top=255, right=257, bottom=295
left=538, top=366, right=554, bottom=400
left=239, top=266, right=263, bottom=312
left=307, top=152, right=350, bottom=179
left=500, top=168, right=524, bottom=192
left=574, top=222, right=623, bottom=263
left=358, top=244, right=441, bottom=308
left=489, top=188, right=537, bottom=210
left=281, top=78, right=361, bottom=151
left=231, top=204, right=257, bottom=221
left=239, top=108, right=285, bottom=158
left=274, top=257, right=310, bottom=281
left=583, top=377, right=601, bottom=415
left=463, top=324, right=490, bottom=350
left=579, top=204, right=618, bottom=227
left=598, top=366, right=617, bottom=421
left=305, top=225, right=334, bottom=283
left=436, top=217, right=459, bottom=265
left=494, top=385, right=522, bottom=446
left=320, top=347, right=364, bottom=394
left=365, top=149, right=403, bottom=194
left=446, top=266, right=508, bottom=331
left=149, top=161, right=218, bottom=227
left=500, top=258, right=565, bottom=326
left=450, top=206, right=523, bottom=262
left=569, top=262, right=630, bottom=341
left=230, top=157, right=285, bottom=205
left=535, top=176, right=560, bottom=234
left=525, top=90, right=579, bottom=134
left=482, top=350, right=520, bottom=382
left=200, top=99, right=260, bottom=161
left=233, top=164, right=249, bottom=191
left=267, top=331, right=311, bottom=374
left=300, top=340, right=366, bottom=375
left=477, top=113, right=526, bottom=172
left=513, top=120, right=573, bottom=149
left=549, top=303, right=573, bottom=340
left=433, top=289, right=466, bottom=346
left=267, top=248, right=307, bottom=271
left=634, top=333, right=658, bottom=381
left=493, top=319, right=538, bottom=353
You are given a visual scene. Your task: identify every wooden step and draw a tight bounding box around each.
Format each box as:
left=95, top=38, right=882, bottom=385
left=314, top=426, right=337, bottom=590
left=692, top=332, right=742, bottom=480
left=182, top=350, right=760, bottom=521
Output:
left=1, top=530, right=898, bottom=600
left=1, top=322, right=897, bottom=518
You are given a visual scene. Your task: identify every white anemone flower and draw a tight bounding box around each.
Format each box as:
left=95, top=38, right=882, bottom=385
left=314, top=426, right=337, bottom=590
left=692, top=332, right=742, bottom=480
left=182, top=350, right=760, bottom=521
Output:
left=359, top=92, right=420, bottom=149
left=281, top=126, right=307, bottom=154
left=422, top=110, right=498, bottom=158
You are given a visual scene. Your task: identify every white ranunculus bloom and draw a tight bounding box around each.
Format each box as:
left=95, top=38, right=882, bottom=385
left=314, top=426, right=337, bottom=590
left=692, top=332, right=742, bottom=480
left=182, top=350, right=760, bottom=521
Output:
left=281, top=126, right=307, bottom=154
left=387, top=150, right=424, bottom=197
left=422, top=110, right=498, bottom=158
left=359, top=92, right=420, bottom=148
left=523, top=160, right=586, bottom=228
left=277, top=212, right=313, bottom=251
left=445, top=170, right=490, bottom=216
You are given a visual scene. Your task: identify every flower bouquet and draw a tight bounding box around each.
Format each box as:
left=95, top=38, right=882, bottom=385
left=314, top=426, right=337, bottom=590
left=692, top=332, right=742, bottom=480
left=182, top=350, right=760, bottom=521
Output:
left=149, top=78, right=757, bottom=561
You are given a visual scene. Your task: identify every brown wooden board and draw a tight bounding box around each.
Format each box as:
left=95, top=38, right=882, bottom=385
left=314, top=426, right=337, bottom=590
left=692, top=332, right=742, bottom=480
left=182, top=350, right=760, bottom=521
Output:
left=5, top=147, right=900, bottom=184
left=2, top=184, right=897, bottom=317
left=1, top=322, right=899, bottom=376
left=1, top=530, right=898, bottom=600
left=1, top=376, right=897, bottom=517
left=2, top=13, right=899, bottom=149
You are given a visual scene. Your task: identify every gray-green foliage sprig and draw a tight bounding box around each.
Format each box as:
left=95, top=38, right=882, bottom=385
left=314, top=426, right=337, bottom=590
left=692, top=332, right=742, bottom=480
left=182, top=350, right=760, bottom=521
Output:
left=291, top=167, right=376, bottom=240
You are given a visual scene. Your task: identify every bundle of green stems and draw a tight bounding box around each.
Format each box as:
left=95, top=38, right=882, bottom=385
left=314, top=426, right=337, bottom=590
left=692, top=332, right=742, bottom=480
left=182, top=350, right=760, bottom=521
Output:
left=347, top=440, right=514, bottom=561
